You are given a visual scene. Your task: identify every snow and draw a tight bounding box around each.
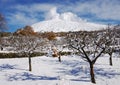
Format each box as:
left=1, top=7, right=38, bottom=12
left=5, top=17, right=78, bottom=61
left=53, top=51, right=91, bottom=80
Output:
left=31, top=7, right=106, bottom=32
left=32, top=19, right=106, bottom=32
left=0, top=54, right=120, bottom=85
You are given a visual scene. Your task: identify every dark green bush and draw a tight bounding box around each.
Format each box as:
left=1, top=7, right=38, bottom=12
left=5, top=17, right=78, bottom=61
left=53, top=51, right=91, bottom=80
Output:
left=0, top=52, right=46, bottom=59
left=0, top=51, right=74, bottom=59
left=60, top=51, right=71, bottom=56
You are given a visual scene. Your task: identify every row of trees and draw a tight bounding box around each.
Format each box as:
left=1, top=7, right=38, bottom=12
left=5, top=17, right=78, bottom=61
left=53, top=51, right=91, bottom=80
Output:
left=1, top=25, right=120, bottom=84
left=7, top=26, right=119, bottom=83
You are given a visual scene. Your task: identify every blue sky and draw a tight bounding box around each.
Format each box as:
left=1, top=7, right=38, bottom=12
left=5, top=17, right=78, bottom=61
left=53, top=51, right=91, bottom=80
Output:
left=0, top=0, right=120, bottom=32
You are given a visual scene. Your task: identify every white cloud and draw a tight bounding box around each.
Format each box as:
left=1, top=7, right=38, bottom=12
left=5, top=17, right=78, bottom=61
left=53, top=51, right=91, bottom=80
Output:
left=7, top=12, right=39, bottom=26
left=45, top=7, right=60, bottom=20
left=7, top=3, right=57, bottom=26
left=14, top=3, right=56, bottom=13
left=86, top=0, right=120, bottom=20
left=60, top=0, right=120, bottom=20
left=60, top=12, right=83, bottom=22
left=44, top=7, right=86, bottom=23
left=7, top=0, right=120, bottom=27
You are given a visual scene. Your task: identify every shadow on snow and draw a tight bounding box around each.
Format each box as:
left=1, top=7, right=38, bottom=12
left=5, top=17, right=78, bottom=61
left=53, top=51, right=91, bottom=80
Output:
left=8, top=72, right=58, bottom=81
left=1, top=58, right=120, bottom=82
left=56, top=59, right=120, bottom=82
left=95, top=67, right=120, bottom=79
left=0, top=64, right=58, bottom=81
left=0, top=64, right=16, bottom=71
left=0, top=64, right=27, bottom=71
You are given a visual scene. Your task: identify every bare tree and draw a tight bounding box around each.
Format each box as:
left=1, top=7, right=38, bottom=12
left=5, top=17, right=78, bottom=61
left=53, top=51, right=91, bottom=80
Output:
left=105, top=28, right=116, bottom=66
left=66, top=31, right=110, bottom=83
left=0, top=14, right=8, bottom=50
left=10, top=35, right=43, bottom=71
left=49, top=37, right=67, bottom=62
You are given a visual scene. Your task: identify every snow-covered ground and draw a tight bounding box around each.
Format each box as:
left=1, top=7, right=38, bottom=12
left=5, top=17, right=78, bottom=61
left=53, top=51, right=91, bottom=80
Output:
left=0, top=54, right=120, bottom=85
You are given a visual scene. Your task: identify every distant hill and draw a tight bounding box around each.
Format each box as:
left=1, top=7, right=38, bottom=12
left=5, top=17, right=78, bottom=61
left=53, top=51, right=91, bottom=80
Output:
left=31, top=7, right=106, bottom=32
left=31, top=18, right=106, bottom=32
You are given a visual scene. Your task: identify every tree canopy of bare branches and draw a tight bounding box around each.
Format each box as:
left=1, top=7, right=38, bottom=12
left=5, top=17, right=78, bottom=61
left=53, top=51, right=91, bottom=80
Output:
left=9, top=34, right=45, bottom=71
left=66, top=31, right=111, bottom=83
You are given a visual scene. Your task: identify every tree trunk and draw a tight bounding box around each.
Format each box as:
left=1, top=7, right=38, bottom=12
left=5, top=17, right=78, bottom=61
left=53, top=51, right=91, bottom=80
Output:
left=109, top=54, right=113, bottom=66
left=28, top=55, right=32, bottom=71
left=58, top=52, right=61, bottom=62
left=90, top=63, right=96, bottom=83
left=1, top=47, right=3, bottom=51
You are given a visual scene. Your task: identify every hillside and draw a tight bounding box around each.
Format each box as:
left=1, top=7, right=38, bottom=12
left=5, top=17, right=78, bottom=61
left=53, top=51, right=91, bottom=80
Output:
left=32, top=19, right=106, bottom=32
left=31, top=8, right=106, bottom=32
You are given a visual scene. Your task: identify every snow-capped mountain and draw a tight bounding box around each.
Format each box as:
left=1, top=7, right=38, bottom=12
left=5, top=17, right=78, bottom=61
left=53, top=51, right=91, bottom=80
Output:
left=31, top=7, right=106, bottom=32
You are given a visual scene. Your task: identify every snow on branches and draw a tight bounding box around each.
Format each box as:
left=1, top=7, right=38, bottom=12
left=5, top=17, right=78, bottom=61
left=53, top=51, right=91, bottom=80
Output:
left=66, top=31, right=113, bottom=83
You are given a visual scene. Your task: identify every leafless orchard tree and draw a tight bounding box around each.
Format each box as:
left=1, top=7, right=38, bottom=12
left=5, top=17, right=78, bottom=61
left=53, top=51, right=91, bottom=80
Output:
left=0, top=37, right=9, bottom=50
left=49, top=37, right=67, bottom=62
left=0, top=14, right=8, bottom=50
left=10, top=35, right=44, bottom=71
left=105, top=28, right=116, bottom=66
left=66, top=31, right=110, bottom=83
left=102, top=24, right=120, bottom=66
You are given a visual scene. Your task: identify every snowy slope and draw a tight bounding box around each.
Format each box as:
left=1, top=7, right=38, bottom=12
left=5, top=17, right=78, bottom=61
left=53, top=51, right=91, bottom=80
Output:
left=0, top=54, right=120, bottom=85
left=32, top=18, right=106, bottom=32
left=31, top=7, right=106, bottom=32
